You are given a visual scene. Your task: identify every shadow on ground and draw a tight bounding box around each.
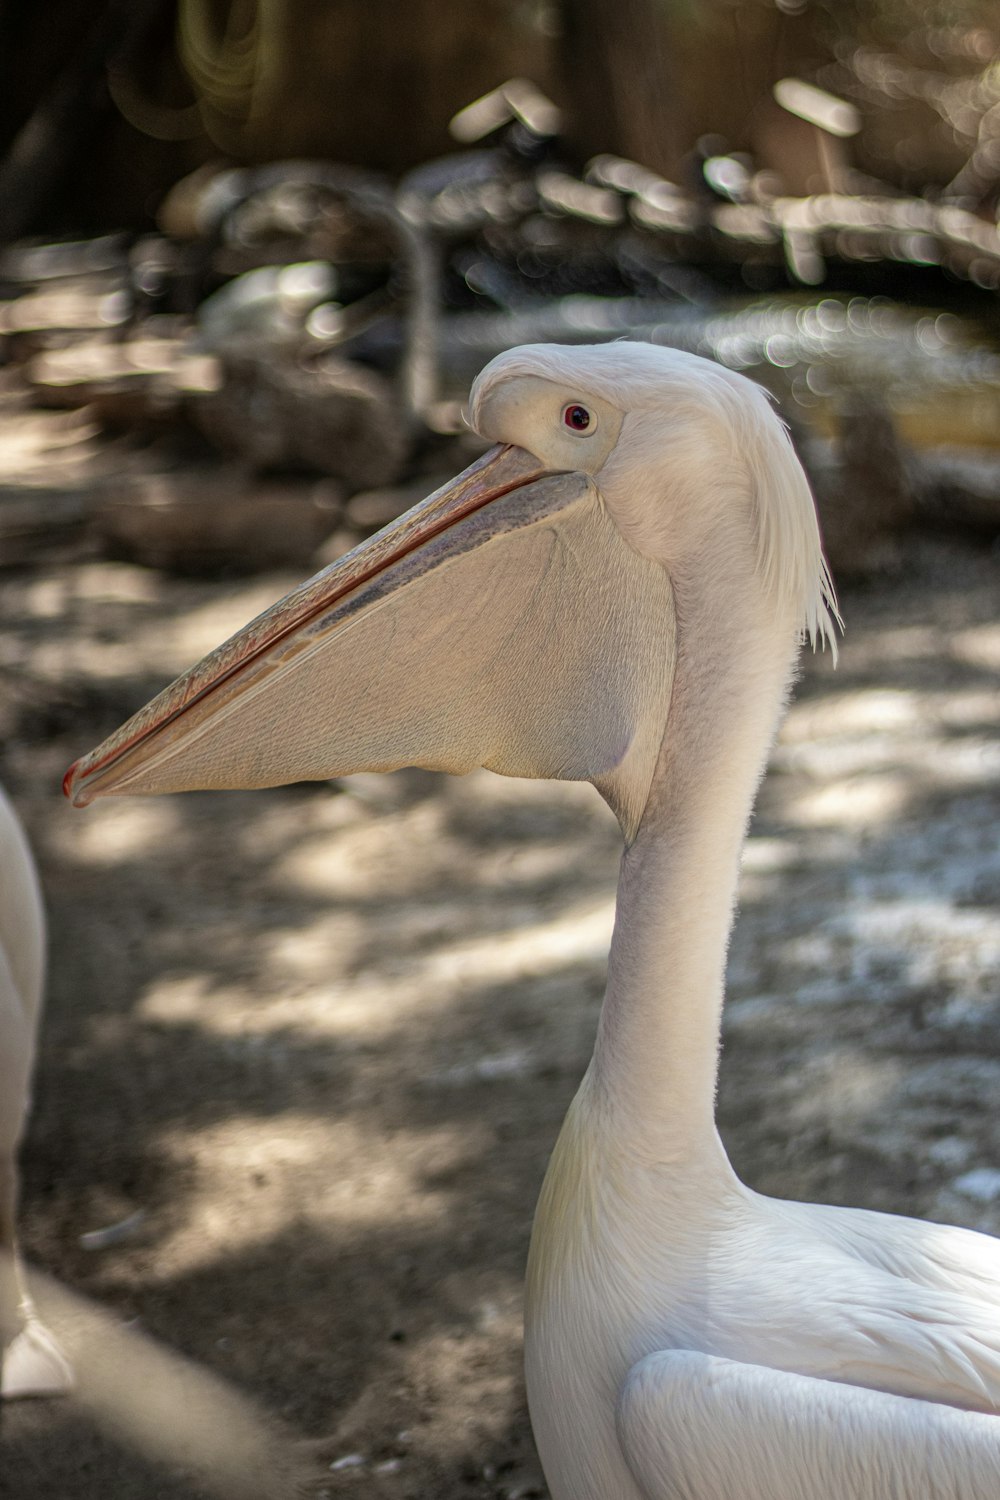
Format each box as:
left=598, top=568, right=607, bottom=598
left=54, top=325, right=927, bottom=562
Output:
left=0, top=532, right=997, bottom=1498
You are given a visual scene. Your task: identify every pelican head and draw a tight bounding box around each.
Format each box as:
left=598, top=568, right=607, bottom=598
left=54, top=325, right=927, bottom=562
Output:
left=64, top=343, right=836, bottom=838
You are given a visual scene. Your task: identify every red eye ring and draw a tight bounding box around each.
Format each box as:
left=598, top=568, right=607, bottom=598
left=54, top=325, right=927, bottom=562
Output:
left=563, top=403, right=592, bottom=432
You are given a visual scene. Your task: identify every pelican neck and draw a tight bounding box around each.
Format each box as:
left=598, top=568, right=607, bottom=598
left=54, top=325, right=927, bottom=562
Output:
left=590, top=564, right=800, bottom=1161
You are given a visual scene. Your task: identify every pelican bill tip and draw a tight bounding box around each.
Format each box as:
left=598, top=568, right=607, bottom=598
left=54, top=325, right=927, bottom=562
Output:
left=63, top=758, right=94, bottom=808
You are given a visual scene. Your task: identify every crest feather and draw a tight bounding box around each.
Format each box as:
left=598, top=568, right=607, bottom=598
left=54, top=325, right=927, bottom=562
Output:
left=739, top=383, right=842, bottom=664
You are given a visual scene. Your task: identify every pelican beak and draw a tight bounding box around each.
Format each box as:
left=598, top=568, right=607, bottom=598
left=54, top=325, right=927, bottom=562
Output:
left=66, top=432, right=676, bottom=836
left=63, top=444, right=589, bottom=807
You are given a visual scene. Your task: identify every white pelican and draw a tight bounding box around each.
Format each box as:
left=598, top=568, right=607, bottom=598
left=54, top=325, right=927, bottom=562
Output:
left=65, top=342, right=1000, bottom=1497
left=0, top=786, right=73, bottom=1398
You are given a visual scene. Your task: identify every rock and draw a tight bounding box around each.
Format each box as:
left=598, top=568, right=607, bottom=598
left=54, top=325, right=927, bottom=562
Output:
left=194, top=351, right=411, bottom=488
left=26, top=335, right=218, bottom=433
left=803, top=392, right=915, bottom=576
left=914, top=445, right=1000, bottom=535
left=0, top=484, right=96, bottom=566
left=95, top=468, right=344, bottom=574
left=0, top=284, right=129, bottom=363
left=195, top=262, right=337, bottom=355
left=804, top=404, right=1000, bottom=577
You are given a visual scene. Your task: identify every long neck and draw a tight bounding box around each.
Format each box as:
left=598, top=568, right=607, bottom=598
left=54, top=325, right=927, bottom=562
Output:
left=590, top=558, right=799, bottom=1162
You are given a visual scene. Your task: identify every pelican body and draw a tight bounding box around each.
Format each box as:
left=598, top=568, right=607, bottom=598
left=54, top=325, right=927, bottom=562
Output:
left=65, top=343, right=1000, bottom=1497
left=0, top=787, right=73, bottom=1398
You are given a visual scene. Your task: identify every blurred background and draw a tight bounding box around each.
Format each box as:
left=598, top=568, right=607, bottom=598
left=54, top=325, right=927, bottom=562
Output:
left=1, top=0, right=1000, bottom=572
left=1, top=2, right=999, bottom=1497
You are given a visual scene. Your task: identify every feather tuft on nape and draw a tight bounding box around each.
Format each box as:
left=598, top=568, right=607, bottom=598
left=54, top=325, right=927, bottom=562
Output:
left=740, top=387, right=843, bottom=664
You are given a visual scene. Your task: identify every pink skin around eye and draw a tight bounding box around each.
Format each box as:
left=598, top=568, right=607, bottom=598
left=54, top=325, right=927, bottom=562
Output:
left=564, top=405, right=591, bottom=431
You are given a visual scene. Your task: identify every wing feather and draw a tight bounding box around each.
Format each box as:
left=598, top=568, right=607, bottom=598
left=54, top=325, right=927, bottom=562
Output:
left=617, top=1350, right=1000, bottom=1500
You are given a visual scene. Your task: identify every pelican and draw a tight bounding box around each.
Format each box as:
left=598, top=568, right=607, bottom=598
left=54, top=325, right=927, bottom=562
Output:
left=0, top=786, right=73, bottom=1398
left=65, top=342, right=1000, bottom=1496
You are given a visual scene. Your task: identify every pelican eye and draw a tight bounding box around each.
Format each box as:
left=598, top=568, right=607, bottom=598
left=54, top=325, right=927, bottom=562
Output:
left=562, top=403, right=594, bottom=433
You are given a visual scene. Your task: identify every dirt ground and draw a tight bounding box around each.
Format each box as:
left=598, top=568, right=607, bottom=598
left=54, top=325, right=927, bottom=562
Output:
left=1, top=412, right=999, bottom=1498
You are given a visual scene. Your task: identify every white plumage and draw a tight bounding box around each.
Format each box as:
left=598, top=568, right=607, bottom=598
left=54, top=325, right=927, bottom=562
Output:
left=66, top=342, right=1000, bottom=1496
left=0, top=786, right=72, bottom=1398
